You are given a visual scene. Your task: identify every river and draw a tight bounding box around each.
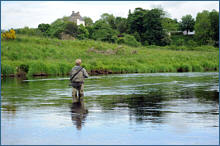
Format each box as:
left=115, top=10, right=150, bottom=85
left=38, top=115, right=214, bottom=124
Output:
left=1, top=72, right=219, bottom=144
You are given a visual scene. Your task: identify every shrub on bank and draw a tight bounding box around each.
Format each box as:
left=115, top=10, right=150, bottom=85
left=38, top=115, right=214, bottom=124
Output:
left=117, top=34, right=141, bottom=47
left=1, top=29, right=16, bottom=40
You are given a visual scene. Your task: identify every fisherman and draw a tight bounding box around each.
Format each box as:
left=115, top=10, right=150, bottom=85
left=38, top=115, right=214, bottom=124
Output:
left=70, top=59, right=89, bottom=103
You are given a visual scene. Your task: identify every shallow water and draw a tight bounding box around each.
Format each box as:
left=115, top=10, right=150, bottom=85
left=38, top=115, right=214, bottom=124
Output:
left=1, top=72, right=219, bottom=145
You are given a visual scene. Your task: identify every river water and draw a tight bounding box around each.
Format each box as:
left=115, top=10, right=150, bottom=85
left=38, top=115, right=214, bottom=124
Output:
left=1, top=72, right=219, bottom=145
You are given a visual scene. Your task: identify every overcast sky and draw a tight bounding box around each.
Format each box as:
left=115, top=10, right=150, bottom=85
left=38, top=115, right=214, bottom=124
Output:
left=1, top=1, right=219, bottom=30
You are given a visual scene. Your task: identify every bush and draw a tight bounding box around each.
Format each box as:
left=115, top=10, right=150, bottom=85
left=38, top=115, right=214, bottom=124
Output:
left=91, top=20, right=118, bottom=43
left=76, top=25, right=89, bottom=40
left=1, top=29, right=16, bottom=40
left=48, top=19, right=66, bottom=38
left=38, top=23, right=50, bottom=36
left=117, top=34, right=141, bottom=47
left=19, top=64, right=29, bottom=73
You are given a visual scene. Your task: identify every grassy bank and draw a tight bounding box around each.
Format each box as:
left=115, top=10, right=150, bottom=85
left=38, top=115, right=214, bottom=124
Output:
left=1, top=34, right=219, bottom=77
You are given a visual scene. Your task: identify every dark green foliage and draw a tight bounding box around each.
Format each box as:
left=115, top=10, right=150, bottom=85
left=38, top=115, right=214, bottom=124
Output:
left=19, top=64, right=29, bottom=73
left=64, top=21, right=78, bottom=37
left=76, top=25, right=89, bottom=40
left=209, top=10, right=219, bottom=46
left=127, top=8, right=147, bottom=42
left=179, top=15, right=195, bottom=35
left=144, top=8, right=167, bottom=45
left=85, top=25, right=94, bottom=39
left=38, top=23, right=50, bottom=36
left=115, top=17, right=128, bottom=34
left=127, top=8, right=170, bottom=46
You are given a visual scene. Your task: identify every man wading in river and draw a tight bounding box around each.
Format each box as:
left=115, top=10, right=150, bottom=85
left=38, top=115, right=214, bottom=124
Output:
left=70, top=59, right=89, bottom=103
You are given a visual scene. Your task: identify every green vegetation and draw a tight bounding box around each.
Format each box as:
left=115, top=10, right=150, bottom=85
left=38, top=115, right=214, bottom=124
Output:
left=2, top=7, right=219, bottom=77
left=127, top=8, right=170, bottom=46
left=1, top=34, right=218, bottom=77
left=179, top=14, right=195, bottom=35
left=195, top=10, right=219, bottom=46
left=12, top=8, right=219, bottom=48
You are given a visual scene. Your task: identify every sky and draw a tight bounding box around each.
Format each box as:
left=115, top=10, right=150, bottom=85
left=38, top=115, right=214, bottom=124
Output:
left=1, top=1, right=219, bottom=30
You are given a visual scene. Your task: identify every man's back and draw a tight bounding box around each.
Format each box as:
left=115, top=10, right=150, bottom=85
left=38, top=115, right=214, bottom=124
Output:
left=70, top=66, right=88, bottom=83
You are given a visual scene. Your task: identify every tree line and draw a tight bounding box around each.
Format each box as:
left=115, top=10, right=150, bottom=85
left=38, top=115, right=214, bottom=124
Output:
left=14, top=7, right=219, bottom=47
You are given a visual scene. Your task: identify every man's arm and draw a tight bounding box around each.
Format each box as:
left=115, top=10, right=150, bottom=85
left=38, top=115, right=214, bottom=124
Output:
left=70, top=68, right=74, bottom=80
left=83, top=68, right=89, bottom=78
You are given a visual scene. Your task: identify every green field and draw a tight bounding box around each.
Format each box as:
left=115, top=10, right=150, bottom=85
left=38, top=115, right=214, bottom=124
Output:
left=1, top=34, right=219, bottom=77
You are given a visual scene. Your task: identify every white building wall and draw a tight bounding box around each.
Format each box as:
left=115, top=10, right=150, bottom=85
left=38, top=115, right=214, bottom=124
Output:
left=183, top=30, right=195, bottom=35
left=77, top=19, right=85, bottom=26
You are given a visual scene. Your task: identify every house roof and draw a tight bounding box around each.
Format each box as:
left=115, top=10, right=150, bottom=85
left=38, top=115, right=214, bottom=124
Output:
left=70, top=11, right=84, bottom=21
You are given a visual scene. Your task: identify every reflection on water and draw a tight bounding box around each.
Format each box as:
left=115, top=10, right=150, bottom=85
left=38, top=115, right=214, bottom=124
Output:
left=70, top=102, right=88, bottom=130
left=1, top=72, right=219, bottom=145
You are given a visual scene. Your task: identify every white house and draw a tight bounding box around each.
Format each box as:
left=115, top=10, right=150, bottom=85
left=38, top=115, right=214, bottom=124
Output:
left=183, top=30, right=195, bottom=35
left=69, top=11, right=85, bottom=26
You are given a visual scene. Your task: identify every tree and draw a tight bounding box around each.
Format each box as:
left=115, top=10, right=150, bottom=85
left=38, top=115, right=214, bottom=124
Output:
left=179, top=14, right=195, bottom=35
left=209, top=10, right=219, bottom=46
left=162, top=17, right=179, bottom=32
left=48, top=18, right=79, bottom=39
left=144, top=8, right=170, bottom=46
left=127, top=8, right=170, bottom=46
left=127, top=7, right=147, bottom=40
left=100, top=13, right=116, bottom=29
left=38, top=23, right=50, bottom=36
left=48, top=19, right=66, bottom=38
left=64, top=21, right=78, bottom=37
left=115, top=17, right=128, bottom=34
left=195, top=10, right=211, bottom=45
left=83, top=16, right=93, bottom=26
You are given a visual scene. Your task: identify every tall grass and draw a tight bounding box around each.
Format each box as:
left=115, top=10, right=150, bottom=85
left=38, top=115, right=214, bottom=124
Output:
left=1, top=34, right=219, bottom=77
